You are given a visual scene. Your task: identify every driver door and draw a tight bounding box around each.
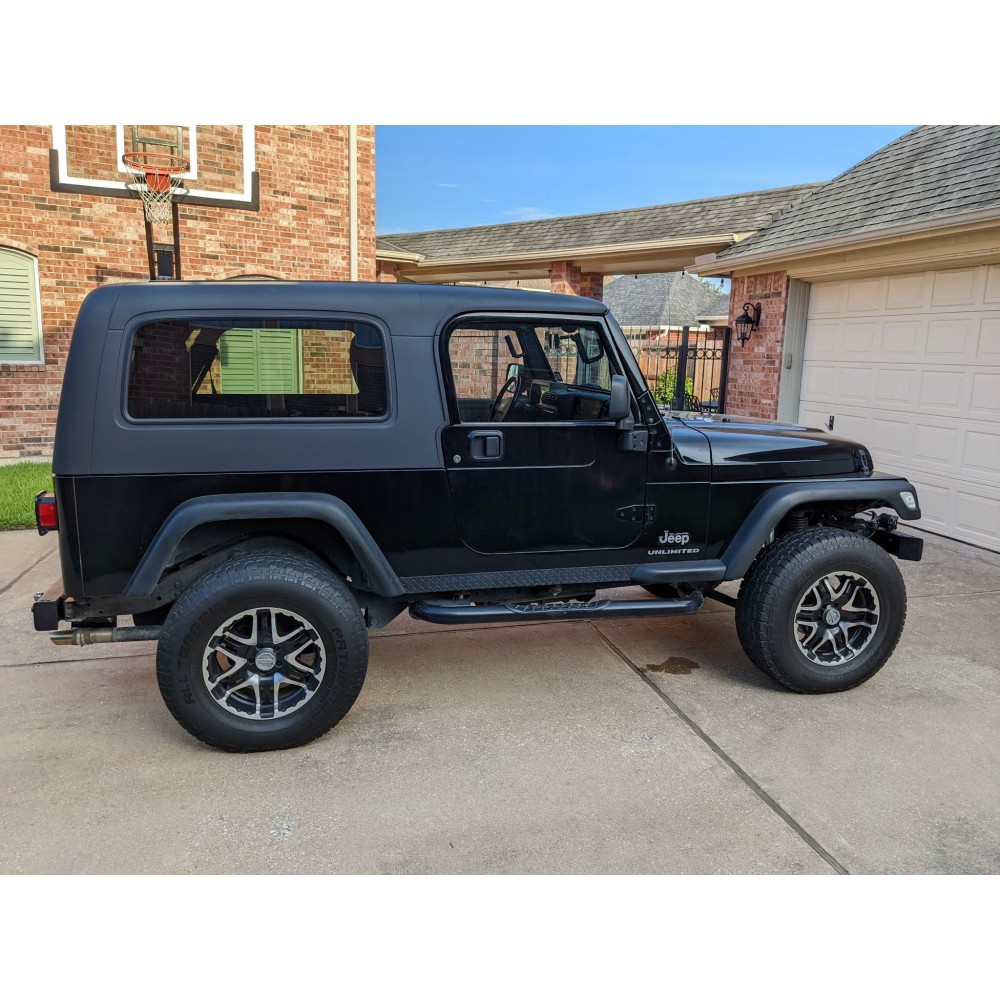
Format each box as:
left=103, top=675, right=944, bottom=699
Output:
left=441, top=315, right=648, bottom=555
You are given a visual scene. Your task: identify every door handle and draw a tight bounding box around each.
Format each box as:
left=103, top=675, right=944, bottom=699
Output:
left=468, top=430, right=504, bottom=461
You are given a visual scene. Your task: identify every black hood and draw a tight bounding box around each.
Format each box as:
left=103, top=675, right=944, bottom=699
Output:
left=677, top=413, right=872, bottom=480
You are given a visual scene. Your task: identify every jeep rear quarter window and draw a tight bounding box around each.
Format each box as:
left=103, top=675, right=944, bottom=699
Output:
left=126, top=318, right=387, bottom=420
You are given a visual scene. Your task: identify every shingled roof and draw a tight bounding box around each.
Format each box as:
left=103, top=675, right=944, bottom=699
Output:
left=717, top=125, right=1000, bottom=262
left=604, top=272, right=729, bottom=327
left=377, top=183, right=822, bottom=262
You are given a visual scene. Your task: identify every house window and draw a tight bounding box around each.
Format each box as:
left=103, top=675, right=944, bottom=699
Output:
left=0, top=248, right=43, bottom=364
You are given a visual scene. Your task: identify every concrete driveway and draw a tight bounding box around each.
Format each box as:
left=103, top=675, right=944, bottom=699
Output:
left=1, top=528, right=998, bottom=874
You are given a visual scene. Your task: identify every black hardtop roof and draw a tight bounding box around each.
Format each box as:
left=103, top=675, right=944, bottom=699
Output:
left=85, top=279, right=609, bottom=331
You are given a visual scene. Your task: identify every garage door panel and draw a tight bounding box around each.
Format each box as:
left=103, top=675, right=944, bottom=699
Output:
left=965, top=430, right=1000, bottom=484
left=808, top=281, right=848, bottom=315
left=971, top=372, right=1000, bottom=418
left=927, top=318, right=978, bottom=359
left=882, top=320, right=922, bottom=354
left=843, top=322, right=879, bottom=354
left=903, top=473, right=1000, bottom=552
left=985, top=266, right=1000, bottom=303
left=931, top=268, right=978, bottom=306
left=800, top=264, right=1000, bottom=552
left=980, top=318, right=1000, bottom=361
left=886, top=273, right=928, bottom=309
left=800, top=362, right=840, bottom=401
left=875, top=368, right=918, bottom=406
left=801, top=318, right=844, bottom=357
left=956, top=491, right=1000, bottom=547
left=912, top=423, right=960, bottom=472
left=918, top=369, right=967, bottom=414
left=838, top=367, right=873, bottom=401
left=846, top=277, right=884, bottom=311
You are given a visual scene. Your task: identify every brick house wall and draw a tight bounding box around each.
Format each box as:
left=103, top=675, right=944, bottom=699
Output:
left=0, top=125, right=376, bottom=461
left=724, top=270, right=789, bottom=419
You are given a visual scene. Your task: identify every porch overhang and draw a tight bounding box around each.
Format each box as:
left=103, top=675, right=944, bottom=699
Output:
left=376, top=232, right=755, bottom=283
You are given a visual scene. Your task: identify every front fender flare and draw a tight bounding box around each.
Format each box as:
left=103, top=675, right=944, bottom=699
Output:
left=721, top=478, right=921, bottom=580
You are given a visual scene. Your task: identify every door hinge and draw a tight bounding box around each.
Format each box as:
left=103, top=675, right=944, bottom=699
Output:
left=618, top=428, right=649, bottom=453
left=615, top=504, right=656, bottom=524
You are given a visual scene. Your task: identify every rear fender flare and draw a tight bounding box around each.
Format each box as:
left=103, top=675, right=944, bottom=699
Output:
left=122, top=492, right=404, bottom=598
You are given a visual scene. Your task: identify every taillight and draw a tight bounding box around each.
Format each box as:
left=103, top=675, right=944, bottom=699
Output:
left=35, top=492, right=58, bottom=535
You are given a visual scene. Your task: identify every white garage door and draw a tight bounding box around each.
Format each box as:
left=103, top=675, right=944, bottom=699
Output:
left=799, top=265, right=1000, bottom=552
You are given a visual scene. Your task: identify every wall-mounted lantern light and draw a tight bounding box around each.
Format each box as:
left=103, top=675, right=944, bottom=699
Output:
left=734, top=302, right=762, bottom=346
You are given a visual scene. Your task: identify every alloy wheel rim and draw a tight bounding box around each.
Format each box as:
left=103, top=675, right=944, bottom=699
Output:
left=793, top=571, right=880, bottom=667
left=202, top=606, right=326, bottom=719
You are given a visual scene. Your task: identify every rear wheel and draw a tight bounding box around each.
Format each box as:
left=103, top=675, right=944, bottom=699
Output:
left=156, top=548, right=368, bottom=752
left=735, top=528, right=906, bottom=693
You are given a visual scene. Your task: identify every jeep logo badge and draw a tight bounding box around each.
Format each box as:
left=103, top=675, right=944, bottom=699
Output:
left=658, top=529, right=690, bottom=545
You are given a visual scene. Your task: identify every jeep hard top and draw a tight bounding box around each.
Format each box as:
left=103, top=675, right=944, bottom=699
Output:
left=32, top=281, right=923, bottom=751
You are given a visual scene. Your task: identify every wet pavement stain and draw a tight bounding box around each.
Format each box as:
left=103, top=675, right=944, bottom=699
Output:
left=644, top=655, right=701, bottom=675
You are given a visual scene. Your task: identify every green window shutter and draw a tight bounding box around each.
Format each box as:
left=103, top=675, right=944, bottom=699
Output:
left=0, top=249, right=42, bottom=363
left=258, top=328, right=301, bottom=393
left=219, top=328, right=301, bottom=393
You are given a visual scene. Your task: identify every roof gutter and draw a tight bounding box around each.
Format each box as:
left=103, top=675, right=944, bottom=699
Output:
left=375, top=247, right=424, bottom=264
left=690, top=206, right=1000, bottom=275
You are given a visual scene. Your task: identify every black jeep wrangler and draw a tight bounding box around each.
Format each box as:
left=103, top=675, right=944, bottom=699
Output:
left=33, top=281, right=923, bottom=752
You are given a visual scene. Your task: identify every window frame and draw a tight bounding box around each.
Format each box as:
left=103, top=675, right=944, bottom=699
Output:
left=439, top=311, right=630, bottom=426
left=0, top=247, right=45, bottom=365
left=121, top=309, right=392, bottom=424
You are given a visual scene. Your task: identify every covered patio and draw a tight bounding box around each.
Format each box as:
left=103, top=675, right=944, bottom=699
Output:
left=376, top=184, right=820, bottom=298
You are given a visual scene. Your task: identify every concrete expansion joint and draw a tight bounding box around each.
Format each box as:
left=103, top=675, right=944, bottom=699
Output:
left=589, top=621, right=850, bottom=875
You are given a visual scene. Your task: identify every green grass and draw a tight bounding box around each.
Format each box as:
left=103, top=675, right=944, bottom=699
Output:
left=0, top=461, right=53, bottom=530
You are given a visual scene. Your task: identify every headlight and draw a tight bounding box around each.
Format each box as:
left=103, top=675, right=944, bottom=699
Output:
left=899, top=491, right=917, bottom=511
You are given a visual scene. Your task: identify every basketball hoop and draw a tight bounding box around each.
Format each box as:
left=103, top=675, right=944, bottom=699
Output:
left=122, top=151, right=189, bottom=225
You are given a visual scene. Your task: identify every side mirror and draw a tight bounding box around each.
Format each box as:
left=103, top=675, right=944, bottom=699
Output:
left=506, top=362, right=524, bottom=381
left=607, top=374, right=631, bottom=422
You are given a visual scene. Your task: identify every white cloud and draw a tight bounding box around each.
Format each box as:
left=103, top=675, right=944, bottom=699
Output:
left=501, top=206, right=556, bottom=221
left=437, top=182, right=459, bottom=188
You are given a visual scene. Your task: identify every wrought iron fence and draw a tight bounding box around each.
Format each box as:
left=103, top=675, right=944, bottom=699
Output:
left=623, top=325, right=730, bottom=413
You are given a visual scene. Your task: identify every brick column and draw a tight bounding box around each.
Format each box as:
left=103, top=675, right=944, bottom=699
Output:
left=579, top=271, right=604, bottom=301
left=376, top=261, right=399, bottom=282
left=724, top=270, right=789, bottom=420
left=549, top=261, right=603, bottom=300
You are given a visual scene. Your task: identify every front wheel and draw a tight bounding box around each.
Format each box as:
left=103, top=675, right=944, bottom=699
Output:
left=156, top=548, right=368, bottom=752
left=735, top=528, right=906, bottom=693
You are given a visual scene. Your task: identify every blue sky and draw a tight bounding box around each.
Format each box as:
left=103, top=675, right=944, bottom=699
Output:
left=376, top=126, right=914, bottom=235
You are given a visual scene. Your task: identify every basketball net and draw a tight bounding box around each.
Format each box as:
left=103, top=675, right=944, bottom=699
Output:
left=122, top=152, right=189, bottom=226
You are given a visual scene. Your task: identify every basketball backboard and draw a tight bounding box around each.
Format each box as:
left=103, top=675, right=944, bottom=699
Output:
left=49, top=125, right=258, bottom=210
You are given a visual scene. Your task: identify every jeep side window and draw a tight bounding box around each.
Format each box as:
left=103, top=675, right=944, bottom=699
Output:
left=126, top=318, right=387, bottom=420
left=446, top=320, right=618, bottom=423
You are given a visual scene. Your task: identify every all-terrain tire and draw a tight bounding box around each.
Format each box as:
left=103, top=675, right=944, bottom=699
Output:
left=735, top=527, right=906, bottom=693
left=156, top=547, right=368, bottom=752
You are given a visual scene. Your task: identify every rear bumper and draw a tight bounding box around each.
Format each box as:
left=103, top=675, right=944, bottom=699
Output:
left=32, top=578, right=65, bottom=631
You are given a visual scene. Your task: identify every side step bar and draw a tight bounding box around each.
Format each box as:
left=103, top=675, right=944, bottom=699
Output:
left=410, top=594, right=702, bottom=626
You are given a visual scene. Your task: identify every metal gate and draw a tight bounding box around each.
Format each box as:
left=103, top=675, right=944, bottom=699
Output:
left=624, top=325, right=730, bottom=413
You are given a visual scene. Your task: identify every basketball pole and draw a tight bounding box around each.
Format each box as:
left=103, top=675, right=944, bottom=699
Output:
left=171, top=200, right=183, bottom=280
left=144, top=218, right=156, bottom=280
